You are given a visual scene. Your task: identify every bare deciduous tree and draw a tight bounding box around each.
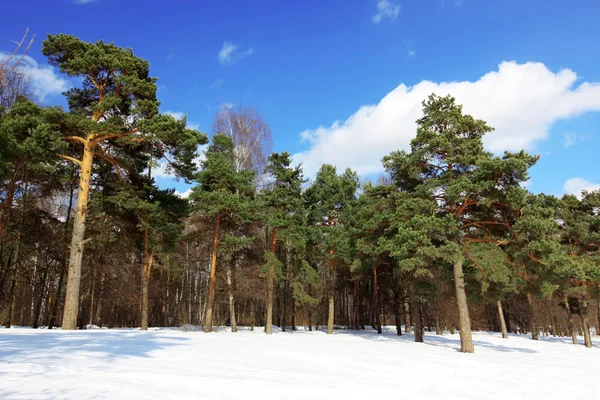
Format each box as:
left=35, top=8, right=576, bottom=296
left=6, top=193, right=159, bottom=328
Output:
left=213, top=104, right=273, bottom=174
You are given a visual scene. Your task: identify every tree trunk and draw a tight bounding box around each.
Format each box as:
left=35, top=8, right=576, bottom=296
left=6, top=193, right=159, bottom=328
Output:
left=141, top=223, right=153, bottom=331
left=414, top=301, right=424, bottom=343
left=453, top=256, right=474, bottom=353
left=203, top=212, right=221, bottom=333
left=581, top=299, right=592, bottom=348
left=403, top=287, right=411, bottom=333
left=392, top=281, right=402, bottom=336
left=226, top=261, right=237, bottom=332
left=327, top=249, right=335, bottom=335
left=527, top=293, right=539, bottom=340
left=373, top=266, right=382, bottom=334
left=265, top=228, right=277, bottom=334
left=62, top=141, right=95, bottom=330
left=497, top=300, right=508, bottom=339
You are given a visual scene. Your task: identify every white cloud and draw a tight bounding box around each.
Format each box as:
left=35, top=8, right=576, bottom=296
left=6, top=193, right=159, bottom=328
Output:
left=74, top=0, right=98, bottom=3
left=564, top=178, right=600, bottom=198
left=210, top=78, right=224, bottom=89
left=0, top=54, right=70, bottom=100
left=175, top=188, right=193, bottom=199
left=165, top=110, right=200, bottom=130
left=218, top=42, right=255, bottom=65
left=293, top=61, right=600, bottom=177
left=372, top=0, right=401, bottom=24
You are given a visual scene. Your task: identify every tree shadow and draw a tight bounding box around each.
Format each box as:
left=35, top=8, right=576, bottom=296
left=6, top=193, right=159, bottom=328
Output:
left=333, top=327, right=537, bottom=354
left=0, top=329, right=190, bottom=364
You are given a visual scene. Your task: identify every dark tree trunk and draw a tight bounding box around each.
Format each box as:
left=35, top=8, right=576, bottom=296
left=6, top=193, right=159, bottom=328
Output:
left=392, top=281, right=402, bottom=336
left=265, top=228, right=277, bottom=334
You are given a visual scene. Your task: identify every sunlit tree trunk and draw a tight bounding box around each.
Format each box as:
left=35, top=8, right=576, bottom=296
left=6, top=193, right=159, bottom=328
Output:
left=327, top=249, right=335, bottom=335
left=203, top=212, right=221, bottom=332
left=581, top=299, right=592, bottom=348
left=62, top=140, right=95, bottom=330
left=497, top=300, right=508, bottom=339
left=453, top=256, right=474, bottom=353
left=226, top=261, right=237, bottom=332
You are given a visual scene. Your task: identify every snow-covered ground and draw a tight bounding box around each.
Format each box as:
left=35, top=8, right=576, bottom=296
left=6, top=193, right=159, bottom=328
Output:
left=0, top=326, right=598, bottom=399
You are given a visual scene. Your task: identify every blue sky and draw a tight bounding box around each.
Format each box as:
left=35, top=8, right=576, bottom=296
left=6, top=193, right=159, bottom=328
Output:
left=2, top=0, right=600, bottom=197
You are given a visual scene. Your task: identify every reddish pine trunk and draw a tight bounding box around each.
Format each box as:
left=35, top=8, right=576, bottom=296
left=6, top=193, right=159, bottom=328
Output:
left=203, top=212, right=221, bottom=332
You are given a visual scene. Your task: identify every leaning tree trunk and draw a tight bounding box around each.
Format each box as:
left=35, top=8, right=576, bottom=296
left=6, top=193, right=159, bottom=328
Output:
left=527, top=293, right=539, bottom=340
left=453, top=256, right=474, bottom=353
left=327, top=249, right=335, bottom=335
left=62, top=141, right=95, bottom=330
left=203, top=212, right=221, bottom=333
left=265, top=228, right=277, bottom=334
left=581, top=299, right=592, bottom=348
left=226, top=261, right=237, bottom=333
left=497, top=300, right=508, bottom=339
left=373, top=266, right=382, bottom=334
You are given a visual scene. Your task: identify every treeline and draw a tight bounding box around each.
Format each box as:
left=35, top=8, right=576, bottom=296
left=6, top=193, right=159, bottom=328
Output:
left=1, top=33, right=599, bottom=353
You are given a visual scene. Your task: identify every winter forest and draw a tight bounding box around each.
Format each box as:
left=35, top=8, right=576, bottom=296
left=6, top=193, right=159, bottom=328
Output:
left=2, top=23, right=600, bottom=399
left=2, top=30, right=599, bottom=355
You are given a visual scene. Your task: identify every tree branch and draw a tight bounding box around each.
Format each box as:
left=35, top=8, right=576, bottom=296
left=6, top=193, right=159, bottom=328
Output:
left=94, top=149, right=124, bottom=182
left=59, top=154, right=82, bottom=167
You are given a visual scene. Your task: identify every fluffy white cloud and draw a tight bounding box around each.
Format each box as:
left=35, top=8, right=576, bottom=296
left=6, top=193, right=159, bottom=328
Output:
left=0, top=54, right=70, bottom=100
left=372, top=0, right=401, bottom=24
left=563, top=178, right=600, bottom=198
left=175, top=188, right=193, bottom=199
left=218, top=42, right=254, bottom=65
left=294, top=61, right=600, bottom=177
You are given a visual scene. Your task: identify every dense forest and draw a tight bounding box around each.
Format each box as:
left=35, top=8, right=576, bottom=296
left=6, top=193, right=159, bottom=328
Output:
left=1, top=32, right=599, bottom=354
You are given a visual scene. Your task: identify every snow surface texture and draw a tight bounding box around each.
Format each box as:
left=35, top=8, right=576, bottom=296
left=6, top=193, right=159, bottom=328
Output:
left=0, top=326, right=598, bottom=399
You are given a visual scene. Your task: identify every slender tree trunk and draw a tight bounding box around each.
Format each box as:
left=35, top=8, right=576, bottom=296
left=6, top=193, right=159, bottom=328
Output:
left=373, top=266, right=382, bottom=334
left=62, top=140, right=95, bottom=330
left=32, top=264, right=49, bottom=329
left=250, top=301, right=255, bottom=331
left=94, top=273, right=105, bottom=327
left=140, top=222, right=153, bottom=331
left=327, top=250, right=335, bottom=335
left=527, top=293, right=539, bottom=340
left=581, top=299, right=592, bottom=348
left=497, top=300, right=508, bottom=339
left=403, top=287, right=411, bottom=333
left=266, top=228, right=277, bottom=334
left=392, top=281, right=402, bottom=336
left=453, top=256, right=474, bottom=353
left=203, top=212, right=221, bottom=332
left=226, top=262, right=237, bottom=332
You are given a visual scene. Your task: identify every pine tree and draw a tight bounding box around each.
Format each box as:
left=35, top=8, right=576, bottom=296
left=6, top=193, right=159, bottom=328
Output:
left=384, top=94, right=537, bottom=352
left=41, top=34, right=206, bottom=329
left=260, top=152, right=306, bottom=334
left=305, top=165, right=358, bottom=334
left=190, top=134, right=255, bottom=332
